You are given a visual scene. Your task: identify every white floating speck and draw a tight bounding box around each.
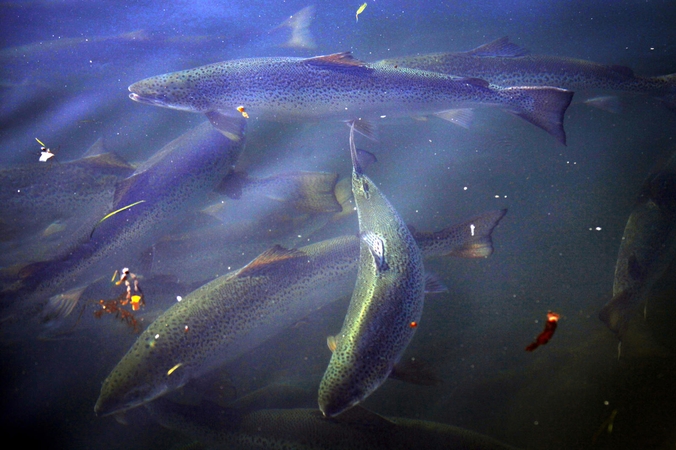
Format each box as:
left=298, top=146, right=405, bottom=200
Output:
left=463, top=186, right=468, bottom=190
left=176, top=296, right=182, bottom=302
left=595, top=227, right=602, bottom=231
left=155, top=334, right=160, bottom=339
left=470, top=224, right=475, bottom=236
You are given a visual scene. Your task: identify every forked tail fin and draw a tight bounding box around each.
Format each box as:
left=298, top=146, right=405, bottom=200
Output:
left=504, top=86, right=574, bottom=145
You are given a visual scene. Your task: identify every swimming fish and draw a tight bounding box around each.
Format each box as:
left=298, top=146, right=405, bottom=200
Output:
left=318, top=124, right=425, bottom=417
left=94, top=209, right=506, bottom=416
left=377, top=37, right=676, bottom=111
left=0, top=138, right=134, bottom=262
left=0, top=117, right=246, bottom=328
left=598, top=150, right=676, bottom=356
left=145, top=397, right=522, bottom=450
left=128, top=52, right=573, bottom=144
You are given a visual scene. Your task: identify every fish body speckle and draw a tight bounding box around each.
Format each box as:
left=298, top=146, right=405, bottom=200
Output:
left=599, top=152, right=676, bottom=341
left=95, top=237, right=360, bottom=415
left=318, top=128, right=425, bottom=417
left=378, top=37, right=676, bottom=103
left=129, top=53, right=573, bottom=143
left=95, top=205, right=505, bottom=415
left=1, top=120, right=245, bottom=325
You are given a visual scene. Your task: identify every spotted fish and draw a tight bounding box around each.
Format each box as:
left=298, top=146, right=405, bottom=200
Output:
left=599, top=150, right=676, bottom=356
left=145, top=396, right=522, bottom=450
left=317, top=125, right=425, bottom=417
left=94, top=208, right=506, bottom=416
left=0, top=139, right=134, bottom=254
left=0, top=117, right=246, bottom=327
left=377, top=37, right=676, bottom=110
left=128, top=52, right=573, bottom=144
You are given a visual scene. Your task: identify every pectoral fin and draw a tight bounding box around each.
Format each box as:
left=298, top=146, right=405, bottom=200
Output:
left=424, top=273, right=448, bottom=294
left=361, top=231, right=389, bottom=272
left=327, top=335, right=338, bottom=352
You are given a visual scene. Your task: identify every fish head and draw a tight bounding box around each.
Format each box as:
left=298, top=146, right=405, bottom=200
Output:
left=94, top=335, right=190, bottom=416
left=319, top=386, right=364, bottom=418
left=128, top=71, right=210, bottom=113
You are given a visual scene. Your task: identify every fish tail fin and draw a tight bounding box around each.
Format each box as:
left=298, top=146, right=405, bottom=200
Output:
left=272, top=5, right=317, bottom=50
left=412, top=209, right=507, bottom=258
left=504, top=86, right=573, bottom=145
left=331, top=177, right=355, bottom=222
left=275, top=171, right=342, bottom=213
left=39, top=284, right=88, bottom=325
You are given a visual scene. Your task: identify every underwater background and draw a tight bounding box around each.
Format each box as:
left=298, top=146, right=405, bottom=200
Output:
left=1, top=0, right=676, bottom=449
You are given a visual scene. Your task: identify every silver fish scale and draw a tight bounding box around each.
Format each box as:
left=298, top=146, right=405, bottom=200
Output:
left=97, top=208, right=506, bottom=415
left=130, top=56, right=524, bottom=121
left=379, top=53, right=673, bottom=95
left=95, top=236, right=361, bottom=415
left=318, top=166, right=424, bottom=417
left=2, top=121, right=243, bottom=326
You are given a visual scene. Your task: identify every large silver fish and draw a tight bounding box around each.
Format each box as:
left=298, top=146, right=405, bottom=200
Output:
left=145, top=397, right=522, bottom=450
left=599, top=151, right=676, bottom=354
left=318, top=126, right=425, bottom=417
left=377, top=37, right=676, bottom=110
left=128, top=52, right=573, bottom=144
left=94, top=209, right=506, bottom=416
left=0, top=118, right=246, bottom=327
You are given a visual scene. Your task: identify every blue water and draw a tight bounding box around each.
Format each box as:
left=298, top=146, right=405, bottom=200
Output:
left=1, top=1, right=676, bottom=448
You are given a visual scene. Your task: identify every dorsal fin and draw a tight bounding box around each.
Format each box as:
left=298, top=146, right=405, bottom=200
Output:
left=303, top=52, right=373, bottom=75
left=304, top=52, right=367, bottom=67
left=112, top=175, right=141, bottom=206
left=82, top=138, right=107, bottom=158
left=465, top=36, right=529, bottom=58
left=236, top=245, right=306, bottom=278
left=76, top=152, right=135, bottom=172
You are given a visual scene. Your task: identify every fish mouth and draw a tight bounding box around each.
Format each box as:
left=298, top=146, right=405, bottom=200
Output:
left=94, top=394, right=149, bottom=417
left=128, top=91, right=167, bottom=107
left=128, top=91, right=201, bottom=112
